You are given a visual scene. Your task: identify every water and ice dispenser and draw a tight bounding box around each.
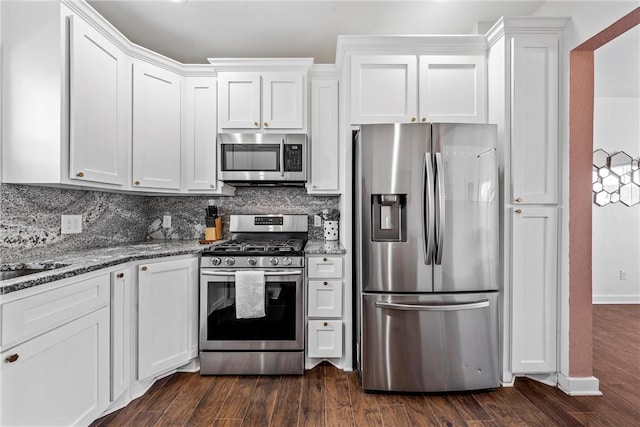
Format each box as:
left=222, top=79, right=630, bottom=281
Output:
left=371, top=194, right=406, bottom=242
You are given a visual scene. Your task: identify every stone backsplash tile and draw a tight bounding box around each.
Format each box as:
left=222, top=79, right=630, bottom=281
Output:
left=1, top=184, right=339, bottom=263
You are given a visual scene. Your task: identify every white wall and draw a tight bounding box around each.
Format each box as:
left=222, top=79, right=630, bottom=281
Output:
left=592, top=26, right=640, bottom=303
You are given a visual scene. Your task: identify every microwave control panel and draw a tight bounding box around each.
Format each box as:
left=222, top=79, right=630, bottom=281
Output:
left=284, top=144, right=303, bottom=172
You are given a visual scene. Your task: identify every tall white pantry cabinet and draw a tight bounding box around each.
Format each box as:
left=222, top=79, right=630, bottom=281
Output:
left=487, top=18, right=568, bottom=382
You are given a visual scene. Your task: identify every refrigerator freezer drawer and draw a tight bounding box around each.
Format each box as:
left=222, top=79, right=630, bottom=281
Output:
left=361, top=292, right=499, bottom=392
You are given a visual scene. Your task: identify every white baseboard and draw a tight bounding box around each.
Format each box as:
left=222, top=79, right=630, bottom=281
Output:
left=592, top=295, right=640, bottom=304
left=557, top=373, right=602, bottom=396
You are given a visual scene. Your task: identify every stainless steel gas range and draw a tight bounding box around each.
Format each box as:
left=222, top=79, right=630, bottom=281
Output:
left=199, top=214, right=307, bottom=375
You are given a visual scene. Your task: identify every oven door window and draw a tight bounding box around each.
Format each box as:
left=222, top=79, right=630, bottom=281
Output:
left=221, top=144, right=280, bottom=172
left=206, top=279, right=297, bottom=341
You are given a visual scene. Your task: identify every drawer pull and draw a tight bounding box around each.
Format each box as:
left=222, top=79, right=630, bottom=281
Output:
left=141, top=266, right=148, bottom=271
left=76, top=172, right=84, bottom=178
left=5, top=354, right=19, bottom=363
left=323, top=257, right=328, bottom=262
left=323, top=322, right=328, bottom=327
left=323, top=281, right=328, bottom=286
left=116, top=273, right=124, bottom=278
left=515, top=209, right=522, bottom=214
left=515, top=197, right=522, bottom=203
left=134, top=181, right=140, bottom=186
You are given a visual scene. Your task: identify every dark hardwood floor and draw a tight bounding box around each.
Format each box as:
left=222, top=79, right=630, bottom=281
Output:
left=92, top=304, right=640, bottom=426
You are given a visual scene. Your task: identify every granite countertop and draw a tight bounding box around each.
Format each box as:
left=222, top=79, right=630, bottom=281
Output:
left=0, top=240, right=219, bottom=295
left=304, top=240, right=346, bottom=255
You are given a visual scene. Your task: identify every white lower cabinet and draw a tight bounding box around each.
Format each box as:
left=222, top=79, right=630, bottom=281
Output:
left=111, top=267, right=131, bottom=401
left=0, top=272, right=111, bottom=427
left=137, top=257, right=198, bottom=380
left=308, top=320, right=343, bottom=358
left=306, top=255, right=344, bottom=362
left=511, top=207, right=558, bottom=373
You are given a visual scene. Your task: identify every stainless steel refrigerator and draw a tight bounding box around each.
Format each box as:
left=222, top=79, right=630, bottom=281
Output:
left=355, top=123, right=499, bottom=392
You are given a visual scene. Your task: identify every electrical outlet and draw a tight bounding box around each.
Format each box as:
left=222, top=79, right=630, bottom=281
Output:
left=61, top=215, right=82, bottom=234
left=162, top=215, right=172, bottom=228
left=314, top=215, right=322, bottom=227
left=619, top=270, right=628, bottom=280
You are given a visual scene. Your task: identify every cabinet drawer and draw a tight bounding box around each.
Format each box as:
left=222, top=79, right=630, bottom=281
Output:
left=307, top=256, right=343, bottom=278
left=308, top=280, right=342, bottom=318
left=1, top=273, right=110, bottom=346
left=307, top=320, right=342, bottom=358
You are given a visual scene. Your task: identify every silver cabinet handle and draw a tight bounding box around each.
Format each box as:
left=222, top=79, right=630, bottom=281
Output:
left=423, top=153, right=435, bottom=265
left=375, top=299, right=490, bottom=312
left=280, top=139, right=285, bottom=177
left=434, top=152, right=445, bottom=265
left=201, top=270, right=302, bottom=277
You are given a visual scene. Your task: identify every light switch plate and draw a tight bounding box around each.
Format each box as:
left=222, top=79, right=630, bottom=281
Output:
left=162, top=215, right=172, bottom=228
left=314, top=215, right=322, bottom=227
left=61, top=215, right=82, bottom=234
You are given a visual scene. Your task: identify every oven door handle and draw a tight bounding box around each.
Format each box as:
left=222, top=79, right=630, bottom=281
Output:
left=200, top=270, right=303, bottom=277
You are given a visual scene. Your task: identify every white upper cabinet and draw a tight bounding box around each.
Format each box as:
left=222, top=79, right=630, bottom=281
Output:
left=350, top=55, right=418, bottom=124
left=68, top=14, right=129, bottom=187
left=218, top=71, right=306, bottom=131
left=418, top=55, right=486, bottom=123
left=350, top=54, right=486, bottom=124
left=183, top=77, right=218, bottom=191
left=132, top=61, right=182, bottom=190
left=511, top=35, right=559, bottom=205
left=1, top=2, right=130, bottom=189
left=217, top=72, right=262, bottom=129
left=308, top=78, right=340, bottom=194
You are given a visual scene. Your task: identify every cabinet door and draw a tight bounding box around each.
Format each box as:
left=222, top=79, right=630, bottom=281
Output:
left=183, top=77, right=217, bottom=191
left=511, top=35, right=559, bottom=205
left=1, top=308, right=110, bottom=427
left=218, top=72, right=261, bottom=129
left=308, top=320, right=343, bottom=358
left=308, top=280, right=343, bottom=318
left=132, top=61, right=182, bottom=190
left=111, top=268, right=131, bottom=401
left=68, top=14, right=128, bottom=186
left=511, top=207, right=557, bottom=373
left=262, top=72, right=305, bottom=129
left=137, top=258, right=198, bottom=380
left=350, top=55, right=418, bottom=124
left=418, top=55, right=486, bottom=123
left=307, top=256, right=343, bottom=279
left=309, top=79, right=339, bottom=193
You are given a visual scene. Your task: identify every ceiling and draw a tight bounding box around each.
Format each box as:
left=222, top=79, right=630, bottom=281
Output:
left=87, top=0, right=546, bottom=64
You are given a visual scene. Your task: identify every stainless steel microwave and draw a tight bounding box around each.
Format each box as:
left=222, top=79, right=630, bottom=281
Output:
left=217, top=133, right=307, bottom=184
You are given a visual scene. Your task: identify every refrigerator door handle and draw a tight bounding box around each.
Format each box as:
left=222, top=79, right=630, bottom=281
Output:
left=375, top=299, right=490, bottom=312
left=423, top=153, right=435, bottom=264
left=435, top=152, right=445, bottom=265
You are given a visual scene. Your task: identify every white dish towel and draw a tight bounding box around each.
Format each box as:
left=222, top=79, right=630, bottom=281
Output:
left=235, top=270, right=266, bottom=319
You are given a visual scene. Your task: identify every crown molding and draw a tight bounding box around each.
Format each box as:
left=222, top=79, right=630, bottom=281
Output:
left=335, top=35, right=488, bottom=69
left=207, top=58, right=315, bottom=72
left=486, top=17, right=570, bottom=48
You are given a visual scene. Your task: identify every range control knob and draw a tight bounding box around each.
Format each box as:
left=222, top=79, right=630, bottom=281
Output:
left=211, top=257, right=222, bottom=266
left=224, top=257, right=236, bottom=266
left=282, top=257, right=292, bottom=266
left=269, top=257, right=279, bottom=266
left=247, top=257, right=257, bottom=266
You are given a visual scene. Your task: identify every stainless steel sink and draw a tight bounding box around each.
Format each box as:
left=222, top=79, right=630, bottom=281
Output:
left=0, top=264, right=69, bottom=281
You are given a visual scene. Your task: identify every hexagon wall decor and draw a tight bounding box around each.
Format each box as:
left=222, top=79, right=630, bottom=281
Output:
left=592, top=150, right=640, bottom=207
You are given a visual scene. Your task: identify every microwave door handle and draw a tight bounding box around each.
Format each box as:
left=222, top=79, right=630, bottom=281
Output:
left=280, top=138, right=285, bottom=177
left=200, top=270, right=303, bottom=277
